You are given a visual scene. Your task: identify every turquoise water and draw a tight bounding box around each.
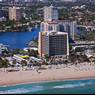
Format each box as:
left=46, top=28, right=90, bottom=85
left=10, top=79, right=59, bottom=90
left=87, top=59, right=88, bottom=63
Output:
left=0, top=28, right=40, bottom=49
left=0, top=79, right=95, bottom=94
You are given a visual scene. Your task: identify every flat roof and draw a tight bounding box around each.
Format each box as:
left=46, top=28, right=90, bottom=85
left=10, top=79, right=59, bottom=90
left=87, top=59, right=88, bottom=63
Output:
left=41, top=31, right=68, bottom=35
left=49, top=32, right=68, bottom=36
left=43, top=20, right=76, bottom=24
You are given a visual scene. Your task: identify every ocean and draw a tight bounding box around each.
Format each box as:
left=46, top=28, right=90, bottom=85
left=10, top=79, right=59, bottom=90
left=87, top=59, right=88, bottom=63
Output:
left=0, top=79, right=95, bottom=94
left=0, top=28, right=40, bottom=49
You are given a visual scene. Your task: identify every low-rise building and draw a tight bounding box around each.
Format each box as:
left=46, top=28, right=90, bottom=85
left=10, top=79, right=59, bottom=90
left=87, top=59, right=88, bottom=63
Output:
left=0, top=43, right=8, bottom=54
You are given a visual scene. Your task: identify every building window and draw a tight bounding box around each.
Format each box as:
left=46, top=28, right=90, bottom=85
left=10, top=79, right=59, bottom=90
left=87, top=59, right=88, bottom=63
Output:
left=59, top=24, right=64, bottom=32
left=48, top=26, right=53, bottom=31
left=41, top=23, right=44, bottom=31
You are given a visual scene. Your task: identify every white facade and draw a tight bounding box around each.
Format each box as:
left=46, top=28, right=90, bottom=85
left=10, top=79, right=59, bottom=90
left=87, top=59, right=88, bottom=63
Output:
left=44, top=5, right=58, bottom=21
left=61, top=21, right=77, bottom=40
left=41, top=20, right=77, bottom=40
left=41, top=21, right=59, bottom=32
left=38, top=32, right=49, bottom=57
left=9, top=6, right=22, bottom=21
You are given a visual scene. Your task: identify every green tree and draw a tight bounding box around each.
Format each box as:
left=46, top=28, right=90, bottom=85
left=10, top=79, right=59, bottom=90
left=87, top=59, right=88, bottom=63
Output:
left=69, top=44, right=72, bottom=50
left=21, top=60, right=27, bottom=67
left=28, top=49, right=38, bottom=57
left=44, top=54, right=50, bottom=62
left=5, top=20, right=16, bottom=28
left=2, top=59, right=10, bottom=68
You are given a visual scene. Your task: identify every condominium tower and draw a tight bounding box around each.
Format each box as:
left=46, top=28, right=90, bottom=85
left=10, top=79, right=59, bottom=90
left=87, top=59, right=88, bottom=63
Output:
left=44, top=5, right=58, bottom=22
left=9, top=6, right=22, bottom=21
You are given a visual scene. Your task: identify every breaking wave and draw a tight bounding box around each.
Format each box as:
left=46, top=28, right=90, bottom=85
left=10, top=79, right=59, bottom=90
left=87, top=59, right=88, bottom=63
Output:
left=53, top=81, right=95, bottom=89
left=0, top=86, right=44, bottom=94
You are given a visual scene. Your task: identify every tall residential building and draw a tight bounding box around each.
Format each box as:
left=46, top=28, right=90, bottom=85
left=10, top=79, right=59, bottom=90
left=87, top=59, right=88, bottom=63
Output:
left=9, top=6, right=22, bottom=21
left=59, top=21, right=77, bottom=40
left=42, top=5, right=77, bottom=40
left=41, top=20, right=59, bottom=32
left=41, top=20, right=76, bottom=40
left=38, top=32, right=69, bottom=57
left=44, top=5, right=58, bottom=22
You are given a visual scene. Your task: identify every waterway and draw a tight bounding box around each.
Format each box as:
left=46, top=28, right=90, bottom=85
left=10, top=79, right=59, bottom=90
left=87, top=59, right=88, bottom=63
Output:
left=0, top=28, right=40, bottom=49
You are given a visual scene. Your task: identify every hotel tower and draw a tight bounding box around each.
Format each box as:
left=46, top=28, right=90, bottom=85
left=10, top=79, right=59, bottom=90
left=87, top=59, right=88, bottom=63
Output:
left=38, top=5, right=76, bottom=57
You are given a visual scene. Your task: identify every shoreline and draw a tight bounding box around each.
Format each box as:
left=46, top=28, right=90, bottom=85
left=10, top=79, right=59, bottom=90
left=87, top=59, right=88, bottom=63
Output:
left=1, top=76, right=95, bottom=87
left=1, top=65, right=95, bottom=87
left=0, top=27, right=38, bottom=33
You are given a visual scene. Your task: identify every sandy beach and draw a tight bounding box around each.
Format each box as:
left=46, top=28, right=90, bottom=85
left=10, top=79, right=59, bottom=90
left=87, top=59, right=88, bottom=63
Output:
left=0, top=62, right=95, bottom=86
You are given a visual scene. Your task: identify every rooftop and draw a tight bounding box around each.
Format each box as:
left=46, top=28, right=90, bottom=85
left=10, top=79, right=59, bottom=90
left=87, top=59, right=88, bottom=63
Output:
left=49, top=32, right=68, bottom=36
left=41, top=31, right=68, bottom=36
left=43, top=20, right=76, bottom=24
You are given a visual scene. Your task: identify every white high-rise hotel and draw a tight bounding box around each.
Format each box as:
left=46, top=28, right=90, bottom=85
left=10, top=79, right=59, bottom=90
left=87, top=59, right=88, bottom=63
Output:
left=39, top=5, right=77, bottom=57
left=44, top=5, right=58, bottom=22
